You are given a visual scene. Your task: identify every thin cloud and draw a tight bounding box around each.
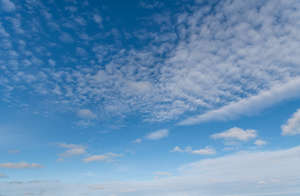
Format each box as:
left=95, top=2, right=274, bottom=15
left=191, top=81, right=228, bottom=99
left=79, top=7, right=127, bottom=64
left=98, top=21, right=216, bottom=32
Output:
left=83, top=153, right=122, bottom=163
left=281, top=109, right=300, bottom=136
left=179, top=78, right=300, bottom=125
left=145, top=129, right=169, bottom=140
left=77, top=109, right=97, bottom=119
left=211, top=127, right=257, bottom=142
left=254, top=139, right=267, bottom=146
left=0, top=162, right=43, bottom=169
left=1, top=0, right=15, bottom=12
left=171, top=146, right=216, bottom=155
left=57, top=143, right=87, bottom=157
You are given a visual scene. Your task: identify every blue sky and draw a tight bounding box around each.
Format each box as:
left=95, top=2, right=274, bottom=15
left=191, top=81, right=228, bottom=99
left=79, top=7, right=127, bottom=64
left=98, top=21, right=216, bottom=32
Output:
left=1, top=0, right=300, bottom=195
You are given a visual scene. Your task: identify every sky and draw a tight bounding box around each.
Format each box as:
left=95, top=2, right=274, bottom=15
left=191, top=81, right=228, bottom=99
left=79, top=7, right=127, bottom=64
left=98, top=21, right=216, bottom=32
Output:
left=1, top=0, right=300, bottom=195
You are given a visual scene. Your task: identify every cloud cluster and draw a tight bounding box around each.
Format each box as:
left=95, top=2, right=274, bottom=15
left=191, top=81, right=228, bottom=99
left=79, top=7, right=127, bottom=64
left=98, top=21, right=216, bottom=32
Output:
left=1, top=0, right=300, bottom=123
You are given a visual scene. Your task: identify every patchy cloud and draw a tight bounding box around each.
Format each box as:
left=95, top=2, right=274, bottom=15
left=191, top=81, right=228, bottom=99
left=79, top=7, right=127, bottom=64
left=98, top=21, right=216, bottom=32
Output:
left=211, top=127, right=257, bottom=142
left=145, top=129, right=169, bottom=140
left=83, top=153, right=122, bottom=163
left=1, top=146, right=300, bottom=195
left=0, top=162, right=43, bottom=169
left=282, top=109, right=300, bottom=136
left=171, top=146, right=216, bottom=155
left=77, top=109, right=97, bottom=119
left=1, top=0, right=300, bottom=124
left=254, top=139, right=267, bottom=146
left=57, top=143, right=87, bottom=157
left=1, top=0, right=15, bottom=12
left=0, top=173, right=8, bottom=178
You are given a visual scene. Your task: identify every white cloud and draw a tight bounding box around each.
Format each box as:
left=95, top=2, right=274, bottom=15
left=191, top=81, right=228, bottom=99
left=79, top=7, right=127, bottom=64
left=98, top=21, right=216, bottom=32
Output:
left=254, top=139, right=267, bottom=146
left=132, top=138, right=142, bottom=143
left=281, top=109, right=300, bottom=135
left=2, top=0, right=300, bottom=124
left=211, top=127, right=257, bottom=142
left=83, top=153, right=122, bottom=163
left=0, top=162, right=42, bottom=169
left=191, top=147, right=216, bottom=155
left=77, top=109, right=96, bottom=119
left=179, top=78, right=300, bottom=125
left=171, top=146, right=216, bottom=155
left=1, top=0, right=15, bottom=12
left=145, top=129, right=169, bottom=140
left=93, top=14, right=102, bottom=25
left=2, top=146, right=300, bottom=196
left=58, top=143, right=86, bottom=157
left=171, top=146, right=184, bottom=152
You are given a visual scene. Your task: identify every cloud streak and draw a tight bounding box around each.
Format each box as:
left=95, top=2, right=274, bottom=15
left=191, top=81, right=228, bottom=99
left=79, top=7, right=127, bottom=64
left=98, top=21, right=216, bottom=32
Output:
left=0, top=162, right=43, bottom=169
left=179, top=78, right=300, bottom=125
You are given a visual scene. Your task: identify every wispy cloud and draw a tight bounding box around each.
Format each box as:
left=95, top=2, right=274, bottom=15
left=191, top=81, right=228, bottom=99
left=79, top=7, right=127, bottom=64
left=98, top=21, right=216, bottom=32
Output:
left=1, top=0, right=300, bottom=123
left=254, top=139, right=267, bottom=146
left=2, top=146, right=300, bottom=195
left=1, top=0, right=15, bottom=12
left=171, top=146, right=216, bottom=155
left=145, top=129, right=169, bottom=140
left=77, top=109, right=97, bottom=119
left=282, top=109, right=300, bottom=136
left=211, top=127, right=257, bottom=142
left=179, top=78, right=300, bottom=125
left=0, top=162, right=43, bottom=169
left=57, top=143, right=86, bottom=157
left=0, top=173, right=8, bottom=178
left=83, top=153, right=122, bottom=163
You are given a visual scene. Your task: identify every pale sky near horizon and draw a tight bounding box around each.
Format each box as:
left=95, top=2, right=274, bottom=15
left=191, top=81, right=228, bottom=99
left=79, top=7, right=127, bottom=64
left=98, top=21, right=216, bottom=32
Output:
left=1, top=0, right=300, bottom=195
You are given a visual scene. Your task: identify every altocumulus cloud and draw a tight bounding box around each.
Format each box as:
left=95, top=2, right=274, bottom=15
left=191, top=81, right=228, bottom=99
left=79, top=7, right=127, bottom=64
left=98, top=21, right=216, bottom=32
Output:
left=0, top=162, right=43, bottom=169
left=1, top=0, right=300, bottom=123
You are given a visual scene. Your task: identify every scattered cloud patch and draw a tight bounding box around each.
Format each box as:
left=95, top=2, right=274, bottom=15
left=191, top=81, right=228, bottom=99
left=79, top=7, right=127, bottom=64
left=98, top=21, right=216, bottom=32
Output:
left=0, top=162, right=42, bottom=169
left=1, top=0, right=15, bottom=12
left=57, top=143, right=86, bottom=157
left=179, top=78, right=300, bottom=125
left=8, top=150, right=20, bottom=154
left=254, top=139, right=267, bottom=146
left=145, top=129, right=169, bottom=140
left=3, top=146, right=300, bottom=195
left=132, top=138, right=142, bottom=144
left=0, top=173, right=8, bottom=178
left=171, top=146, right=216, bottom=155
left=77, top=109, right=96, bottom=119
left=83, top=153, right=122, bottom=163
left=282, top=109, right=300, bottom=136
left=211, top=127, right=257, bottom=142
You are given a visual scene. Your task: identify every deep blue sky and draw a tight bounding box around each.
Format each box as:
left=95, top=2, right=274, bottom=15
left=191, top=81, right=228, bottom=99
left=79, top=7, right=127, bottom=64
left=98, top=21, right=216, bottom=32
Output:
left=1, top=0, right=300, bottom=195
